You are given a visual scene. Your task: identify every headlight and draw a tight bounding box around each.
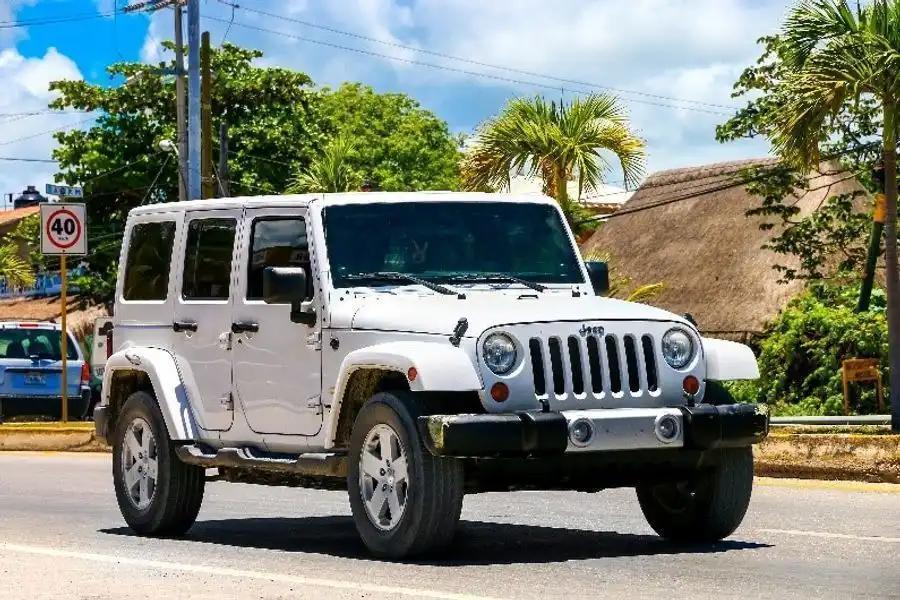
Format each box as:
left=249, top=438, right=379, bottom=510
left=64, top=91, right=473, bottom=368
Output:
left=483, top=332, right=517, bottom=375
left=662, top=328, right=694, bottom=369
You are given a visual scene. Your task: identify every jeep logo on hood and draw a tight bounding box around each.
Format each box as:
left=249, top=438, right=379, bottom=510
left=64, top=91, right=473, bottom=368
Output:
left=578, top=324, right=605, bottom=337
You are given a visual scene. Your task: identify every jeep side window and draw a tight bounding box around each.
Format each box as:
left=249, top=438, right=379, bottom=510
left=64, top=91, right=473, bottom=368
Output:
left=181, top=218, right=237, bottom=300
left=246, top=217, right=311, bottom=300
left=122, top=221, right=176, bottom=301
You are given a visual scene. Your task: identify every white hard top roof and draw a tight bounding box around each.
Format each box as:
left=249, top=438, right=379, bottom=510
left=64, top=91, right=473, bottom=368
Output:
left=128, top=191, right=556, bottom=216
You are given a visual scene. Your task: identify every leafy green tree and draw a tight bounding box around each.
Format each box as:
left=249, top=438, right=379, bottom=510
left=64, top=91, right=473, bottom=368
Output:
left=728, top=283, right=888, bottom=415
left=461, top=94, right=645, bottom=230
left=760, top=0, right=900, bottom=426
left=288, top=136, right=360, bottom=193
left=317, top=83, right=461, bottom=191
left=46, top=43, right=461, bottom=302
left=717, top=33, right=879, bottom=282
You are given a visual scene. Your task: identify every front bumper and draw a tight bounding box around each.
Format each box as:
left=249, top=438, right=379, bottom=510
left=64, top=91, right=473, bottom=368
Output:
left=419, top=403, right=768, bottom=458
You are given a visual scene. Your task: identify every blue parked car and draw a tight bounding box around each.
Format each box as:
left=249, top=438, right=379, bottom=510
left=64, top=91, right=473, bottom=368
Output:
left=0, top=321, right=91, bottom=421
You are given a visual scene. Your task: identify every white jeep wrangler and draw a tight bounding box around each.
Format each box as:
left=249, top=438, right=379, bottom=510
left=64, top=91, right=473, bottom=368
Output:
left=94, top=192, right=767, bottom=558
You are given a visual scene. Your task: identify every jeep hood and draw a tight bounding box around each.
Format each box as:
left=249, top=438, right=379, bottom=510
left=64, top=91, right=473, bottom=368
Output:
left=345, top=294, right=690, bottom=337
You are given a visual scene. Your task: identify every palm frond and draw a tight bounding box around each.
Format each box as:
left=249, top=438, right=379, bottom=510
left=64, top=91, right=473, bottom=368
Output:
left=0, top=245, right=35, bottom=289
left=288, top=135, right=360, bottom=193
left=461, top=93, right=645, bottom=213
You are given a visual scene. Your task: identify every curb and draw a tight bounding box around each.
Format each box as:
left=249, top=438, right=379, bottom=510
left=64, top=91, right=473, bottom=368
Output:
left=754, top=432, right=900, bottom=484
left=0, top=424, right=108, bottom=452
left=1, top=426, right=898, bottom=484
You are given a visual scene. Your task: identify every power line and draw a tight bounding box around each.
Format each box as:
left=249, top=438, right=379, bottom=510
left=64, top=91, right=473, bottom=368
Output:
left=0, top=116, right=96, bottom=147
left=231, top=4, right=738, bottom=112
left=203, top=15, right=732, bottom=117
left=0, top=157, right=59, bottom=163
left=0, top=10, right=119, bottom=29
left=590, top=146, right=875, bottom=223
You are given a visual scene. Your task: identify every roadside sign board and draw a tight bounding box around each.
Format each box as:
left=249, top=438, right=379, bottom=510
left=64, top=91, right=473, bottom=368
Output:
left=40, top=202, right=87, bottom=256
left=45, top=184, right=83, bottom=198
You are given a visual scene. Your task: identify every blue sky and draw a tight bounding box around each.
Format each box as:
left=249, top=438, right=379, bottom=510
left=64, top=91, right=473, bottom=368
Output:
left=0, top=0, right=789, bottom=201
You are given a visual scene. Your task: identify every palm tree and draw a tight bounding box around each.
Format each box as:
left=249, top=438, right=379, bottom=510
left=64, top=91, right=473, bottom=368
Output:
left=770, top=0, right=900, bottom=429
left=461, top=94, right=645, bottom=225
left=288, top=136, right=360, bottom=193
left=0, top=245, right=35, bottom=289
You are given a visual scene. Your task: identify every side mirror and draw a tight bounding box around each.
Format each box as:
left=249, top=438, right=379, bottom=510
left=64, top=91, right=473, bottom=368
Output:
left=263, top=267, right=315, bottom=326
left=585, top=261, right=610, bottom=296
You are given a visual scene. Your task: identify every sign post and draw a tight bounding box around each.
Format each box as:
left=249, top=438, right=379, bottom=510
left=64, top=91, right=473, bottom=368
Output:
left=40, top=193, right=86, bottom=423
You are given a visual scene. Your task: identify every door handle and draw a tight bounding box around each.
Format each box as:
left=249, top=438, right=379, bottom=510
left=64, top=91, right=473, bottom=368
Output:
left=173, top=320, right=198, bottom=333
left=231, top=321, right=259, bottom=334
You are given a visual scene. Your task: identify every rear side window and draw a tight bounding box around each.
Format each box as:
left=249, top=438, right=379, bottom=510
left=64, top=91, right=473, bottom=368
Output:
left=122, top=221, right=176, bottom=301
left=247, top=218, right=310, bottom=300
left=182, top=218, right=237, bottom=300
left=0, top=329, right=78, bottom=360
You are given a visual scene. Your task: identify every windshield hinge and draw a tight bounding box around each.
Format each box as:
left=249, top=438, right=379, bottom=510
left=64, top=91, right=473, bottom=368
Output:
left=449, top=318, right=468, bottom=347
left=220, top=392, right=234, bottom=411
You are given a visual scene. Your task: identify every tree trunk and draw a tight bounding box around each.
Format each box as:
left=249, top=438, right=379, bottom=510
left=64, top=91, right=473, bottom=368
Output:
left=554, top=163, right=573, bottom=223
left=882, top=102, right=900, bottom=431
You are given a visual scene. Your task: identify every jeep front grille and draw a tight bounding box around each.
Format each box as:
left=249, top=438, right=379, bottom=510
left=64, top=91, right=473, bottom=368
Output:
left=528, top=333, right=659, bottom=399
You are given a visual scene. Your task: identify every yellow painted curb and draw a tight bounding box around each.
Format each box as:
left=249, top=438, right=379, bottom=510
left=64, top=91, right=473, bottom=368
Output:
left=0, top=422, right=108, bottom=452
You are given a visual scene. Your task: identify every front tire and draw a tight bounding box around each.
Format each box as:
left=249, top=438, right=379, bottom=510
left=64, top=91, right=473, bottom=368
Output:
left=636, top=446, right=753, bottom=542
left=112, top=391, right=205, bottom=536
left=347, top=391, right=464, bottom=558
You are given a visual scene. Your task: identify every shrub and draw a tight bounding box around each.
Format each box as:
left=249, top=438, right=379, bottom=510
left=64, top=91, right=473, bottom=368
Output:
left=729, top=283, right=889, bottom=415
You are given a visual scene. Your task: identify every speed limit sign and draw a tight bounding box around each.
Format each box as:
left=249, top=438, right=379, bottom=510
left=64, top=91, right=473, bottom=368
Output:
left=40, top=203, right=87, bottom=256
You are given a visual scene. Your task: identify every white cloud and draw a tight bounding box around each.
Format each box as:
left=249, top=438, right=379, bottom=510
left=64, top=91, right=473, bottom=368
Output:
left=146, top=0, right=783, bottom=175
left=0, top=47, right=85, bottom=203
left=0, top=0, right=37, bottom=46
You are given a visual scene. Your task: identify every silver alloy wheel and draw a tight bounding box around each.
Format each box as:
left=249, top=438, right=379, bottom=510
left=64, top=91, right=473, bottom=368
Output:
left=120, top=417, right=159, bottom=510
left=359, top=423, right=409, bottom=531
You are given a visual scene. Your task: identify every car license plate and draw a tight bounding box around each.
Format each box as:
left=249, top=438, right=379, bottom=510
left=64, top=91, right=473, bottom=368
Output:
left=24, top=373, right=46, bottom=385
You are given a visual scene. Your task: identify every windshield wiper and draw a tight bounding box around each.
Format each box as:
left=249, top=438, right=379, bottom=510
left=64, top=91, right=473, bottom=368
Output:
left=344, top=271, right=458, bottom=296
left=447, top=273, right=546, bottom=293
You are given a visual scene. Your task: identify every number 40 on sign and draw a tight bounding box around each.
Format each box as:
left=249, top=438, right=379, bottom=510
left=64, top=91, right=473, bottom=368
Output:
left=40, top=203, right=87, bottom=256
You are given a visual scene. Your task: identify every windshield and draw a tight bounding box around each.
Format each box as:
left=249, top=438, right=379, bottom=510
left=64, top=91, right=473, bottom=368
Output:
left=324, top=201, right=584, bottom=288
left=0, top=328, right=78, bottom=360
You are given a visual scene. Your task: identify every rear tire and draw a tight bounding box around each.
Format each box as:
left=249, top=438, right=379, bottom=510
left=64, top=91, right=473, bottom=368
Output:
left=112, top=391, right=205, bottom=536
left=636, top=446, right=753, bottom=542
left=347, top=391, right=464, bottom=558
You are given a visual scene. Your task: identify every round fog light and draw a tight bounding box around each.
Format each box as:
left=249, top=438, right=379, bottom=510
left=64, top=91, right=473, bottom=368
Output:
left=569, top=418, right=594, bottom=447
left=655, top=415, right=680, bottom=443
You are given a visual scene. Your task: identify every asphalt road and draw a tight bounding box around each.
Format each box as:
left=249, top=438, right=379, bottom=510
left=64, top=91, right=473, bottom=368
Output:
left=0, top=453, right=898, bottom=600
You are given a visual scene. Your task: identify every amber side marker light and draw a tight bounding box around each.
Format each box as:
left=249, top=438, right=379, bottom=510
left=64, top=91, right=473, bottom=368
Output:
left=490, top=382, right=509, bottom=402
left=682, top=375, right=700, bottom=396
left=407, top=367, right=418, bottom=382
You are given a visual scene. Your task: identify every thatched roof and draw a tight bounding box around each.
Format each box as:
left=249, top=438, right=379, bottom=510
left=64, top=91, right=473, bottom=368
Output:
left=0, top=206, right=38, bottom=237
left=581, top=159, right=866, bottom=335
left=0, top=297, right=107, bottom=341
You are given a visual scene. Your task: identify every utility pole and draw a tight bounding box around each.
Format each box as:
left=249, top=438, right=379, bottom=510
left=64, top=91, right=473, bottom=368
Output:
left=218, top=122, right=230, bottom=197
left=201, top=31, right=214, bottom=199
left=173, top=2, right=188, bottom=202
left=187, top=0, right=201, bottom=200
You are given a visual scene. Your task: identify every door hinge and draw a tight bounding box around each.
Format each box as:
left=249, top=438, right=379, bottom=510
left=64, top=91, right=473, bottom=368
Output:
left=220, top=392, right=234, bottom=410
left=305, top=331, right=322, bottom=351
left=307, top=396, right=323, bottom=415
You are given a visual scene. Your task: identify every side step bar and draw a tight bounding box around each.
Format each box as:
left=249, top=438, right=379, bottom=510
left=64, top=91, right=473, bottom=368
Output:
left=176, top=445, right=348, bottom=478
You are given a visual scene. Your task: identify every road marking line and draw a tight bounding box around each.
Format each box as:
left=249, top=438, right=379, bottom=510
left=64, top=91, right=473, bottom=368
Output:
left=759, top=529, right=900, bottom=543
left=0, top=542, right=502, bottom=600
left=755, top=477, right=900, bottom=494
